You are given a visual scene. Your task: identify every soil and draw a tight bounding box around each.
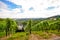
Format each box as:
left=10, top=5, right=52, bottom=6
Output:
left=29, top=34, right=60, bottom=40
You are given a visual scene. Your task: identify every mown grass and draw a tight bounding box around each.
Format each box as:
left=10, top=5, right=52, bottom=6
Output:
left=7, top=32, right=29, bottom=40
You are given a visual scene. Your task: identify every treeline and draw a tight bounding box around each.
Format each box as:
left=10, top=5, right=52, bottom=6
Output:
left=0, top=18, right=17, bottom=36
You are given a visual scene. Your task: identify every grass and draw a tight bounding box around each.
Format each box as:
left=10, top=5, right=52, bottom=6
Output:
left=7, top=32, right=29, bottom=40
left=0, top=30, right=60, bottom=40
left=32, top=30, right=60, bottom=39
left=48, top=30, right=60, bottom=36
left=32, top=31, right=51, bottom=39
left=0, top=32, right=6, bottom=38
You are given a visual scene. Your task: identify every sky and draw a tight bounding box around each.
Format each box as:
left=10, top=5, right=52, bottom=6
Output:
left=0, top=0, right=60, bottom=18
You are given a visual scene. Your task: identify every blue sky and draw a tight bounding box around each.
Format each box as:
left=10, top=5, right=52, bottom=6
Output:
left=0, top=0, right=60, bottom=18
left=46, top=6, right=55, bottom=10
left=0, top=0, right=22, bottom=9
left=29, top=7, right=34, bottom=11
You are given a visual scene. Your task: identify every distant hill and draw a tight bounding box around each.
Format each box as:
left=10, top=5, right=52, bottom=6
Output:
left=13, top=15, right=60, bottom=21
left=14, top=18, right=46, bottom=21
left=48, top=15, right=60, bottom=18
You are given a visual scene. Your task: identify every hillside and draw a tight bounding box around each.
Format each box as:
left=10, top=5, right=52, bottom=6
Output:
left=0, top=15, right=60, bottom=40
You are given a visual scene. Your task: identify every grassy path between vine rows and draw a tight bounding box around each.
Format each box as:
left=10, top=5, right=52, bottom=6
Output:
left=0, top=34, right=11, bottom=40
left=0, top=32, right=60, bottom=40
left=29, top=33, right=60, bottom=40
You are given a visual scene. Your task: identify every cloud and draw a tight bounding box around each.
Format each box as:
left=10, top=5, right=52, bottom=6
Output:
left=0, top=1, right=8, bottom=9
left=0, top=0, right=60, bottom=18
left=0, top=10, right=2, bottom=12
left=20, top=9, right=24, bottom=13
left=0, top=1, right=24, bottom=18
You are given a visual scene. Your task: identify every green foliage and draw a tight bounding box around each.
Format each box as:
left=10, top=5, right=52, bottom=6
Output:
left=22, top=18, right=60, bottom=32
left=7, top=32, right=29, bottom=40
left=0, top=32, right=6, bottom=38
left=0, top=17, right=60, bottom=38
left=0, top=20, right=6, bottom=32
left=0, top=18, right=17, bottom=37
left=24, top=20, right=32, bottom=33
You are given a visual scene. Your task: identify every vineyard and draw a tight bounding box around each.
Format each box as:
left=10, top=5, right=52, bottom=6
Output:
left=0, top=16, right=60, bottom=40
